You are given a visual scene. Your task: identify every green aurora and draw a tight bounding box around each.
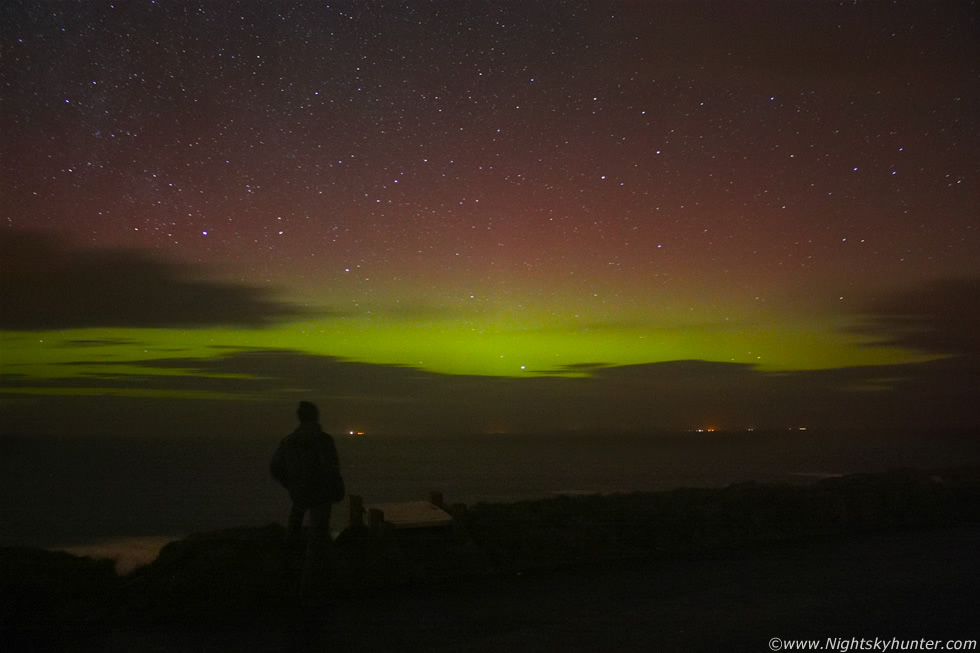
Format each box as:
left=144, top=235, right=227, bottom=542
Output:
left=1, top=311, right=931, bottom=399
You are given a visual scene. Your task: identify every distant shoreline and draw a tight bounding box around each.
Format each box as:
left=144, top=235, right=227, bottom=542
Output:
left=4, top=425, right=979, bottom=438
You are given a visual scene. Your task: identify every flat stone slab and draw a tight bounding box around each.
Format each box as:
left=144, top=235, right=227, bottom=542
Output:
left=364, top=501, right=453, bottom=529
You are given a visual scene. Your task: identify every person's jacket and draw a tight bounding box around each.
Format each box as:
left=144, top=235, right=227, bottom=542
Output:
left=270, top=422, right=344, bottom=507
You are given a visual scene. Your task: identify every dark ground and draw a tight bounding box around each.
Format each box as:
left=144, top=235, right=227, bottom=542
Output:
left=105, top=526, right=979, bottom=652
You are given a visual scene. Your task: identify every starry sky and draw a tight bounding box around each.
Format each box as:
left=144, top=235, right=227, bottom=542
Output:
left=1, top=1, right=977, bottom=436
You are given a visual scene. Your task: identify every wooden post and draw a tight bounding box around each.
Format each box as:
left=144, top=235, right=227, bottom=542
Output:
left=368, top=508, right=385, bottom=531
left=349, top=495, right=364, bottom=529
left=429, top=490, right=444, bottom=509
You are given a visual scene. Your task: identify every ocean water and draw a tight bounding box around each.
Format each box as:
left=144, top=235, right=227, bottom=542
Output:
left=2, top=429, right=977, bottom=571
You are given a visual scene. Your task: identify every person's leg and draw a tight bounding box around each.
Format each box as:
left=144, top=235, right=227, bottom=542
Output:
left=301, top=502, right=333, bottom=599
left=286, top=504, right=306, bottom=551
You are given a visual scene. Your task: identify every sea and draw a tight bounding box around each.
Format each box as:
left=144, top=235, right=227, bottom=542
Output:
left=2, top=429, right=977, bottom=573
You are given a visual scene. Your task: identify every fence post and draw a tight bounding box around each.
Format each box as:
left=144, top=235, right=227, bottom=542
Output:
left=368, top=508, right=385, bottom=531
left=349, top=495, right=364, bottom=529
left=429, top=490, right=444, bottom=509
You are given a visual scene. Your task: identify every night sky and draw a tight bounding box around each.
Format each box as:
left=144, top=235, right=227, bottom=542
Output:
left=1, top=1, right=977, bottom=436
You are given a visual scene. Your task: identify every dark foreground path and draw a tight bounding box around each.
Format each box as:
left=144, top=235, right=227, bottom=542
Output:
left=108, top=527, right=980, bottom=652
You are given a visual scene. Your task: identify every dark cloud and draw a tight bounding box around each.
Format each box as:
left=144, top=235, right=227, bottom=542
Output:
left=4, top=349, right=978, bottom=437
left=0, top=230, right=315, bottom=329
left=854, top=278, right=980, bottom=356
left=60, top=338, right=141, bottom=348
left=533, top=362, right=611, bottom=375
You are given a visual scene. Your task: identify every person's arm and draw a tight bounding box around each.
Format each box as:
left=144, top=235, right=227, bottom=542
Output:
left=270, top=442, right=288, bottom=486
left=320, top=434, right=345, bottom=502
left=322, top=435, right=340, bottom=470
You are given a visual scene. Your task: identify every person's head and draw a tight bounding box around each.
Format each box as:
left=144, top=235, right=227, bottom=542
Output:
left=296, top=401, right=319, bottom=424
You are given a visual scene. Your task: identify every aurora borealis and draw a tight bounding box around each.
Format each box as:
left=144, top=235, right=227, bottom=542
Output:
left=1, top=1, right=977, bottom=435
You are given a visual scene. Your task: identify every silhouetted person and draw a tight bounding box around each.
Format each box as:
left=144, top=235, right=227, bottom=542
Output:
left=271, top=401, right=344, bottom=599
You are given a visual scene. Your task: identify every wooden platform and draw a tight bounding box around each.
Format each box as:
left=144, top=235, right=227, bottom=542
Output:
left=348, top=492, right=454, bottom=530
left=363, top=501, right=453, bottom=529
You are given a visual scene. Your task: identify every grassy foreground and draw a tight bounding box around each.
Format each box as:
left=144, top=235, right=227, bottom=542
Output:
left=2, top=466, right=979, bottom=649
